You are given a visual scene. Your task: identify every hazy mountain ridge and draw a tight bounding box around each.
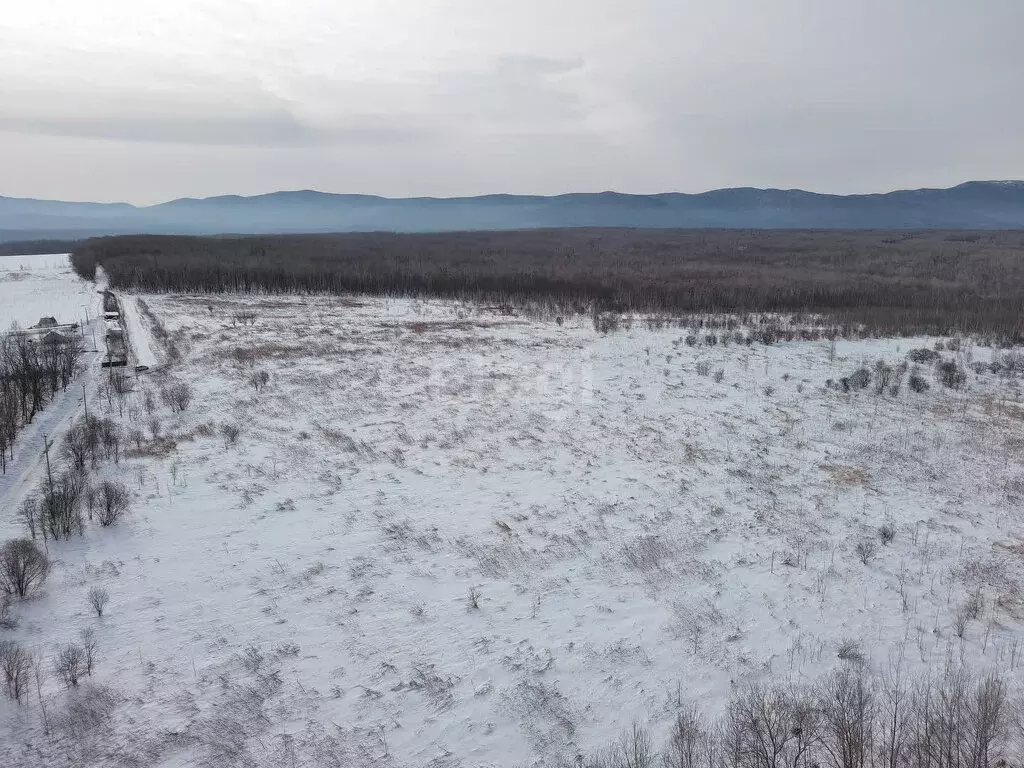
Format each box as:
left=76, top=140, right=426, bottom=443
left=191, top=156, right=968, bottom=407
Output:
left=2, top=181, right=1023, bottom=236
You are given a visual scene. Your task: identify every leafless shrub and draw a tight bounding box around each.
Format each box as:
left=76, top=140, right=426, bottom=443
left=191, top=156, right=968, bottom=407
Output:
left=713, top=368, right=725, bottom=383
left=96, top=480, right=131, bottom=526
left=622, top=536, right=671, bottom=574
left=148, top=415, right=162, bottom=439
left=965, top=587, right=984, bottom=620
left=0, top=640, right=30, bottom=702
left=142, top=388, right=156, bottom=415
left=40, top=469, right=85, bottom=539
left=874, top=361, right=894, bottom=395
left=879, top=524, right=896, bottom=545
left=837, top=638, right=866, bottom=664
left=842, top=367, right=872, bottom=392
left=249, top=370, right=270, bottom=391
left=695, top=361, right=711, bottom=376
left=54, top=643, right=88, bottom=688
left=221, top=423, right=241, bottom=448
left=88, top=586, right=110, bottom=617
left=908, top=348, right=940, bottom=363
left=0, top=538, right=51, bottom=598
left=855, top=539, right=877, bottom=565
left=0, top=595, right=17, bottom=629
left=937, top=360, right=966, bottom=389
left=127, top=426, right=145, bottom=448
left=909, top=371, right=930, bottom=393
left=19, top=495, right=38, bottom=539
left=663, top=705, right=715, bottom=768
left=467, top=586, right=481, bottom=610
left=80, top=627, right=97, bottom=675
left=954, top=604, right=971, bottom=638
left=240, top=644, right=264, bottom=673
left=52, top=683, right=118, bottom=742
left=161, top=381, right=194, bottom=412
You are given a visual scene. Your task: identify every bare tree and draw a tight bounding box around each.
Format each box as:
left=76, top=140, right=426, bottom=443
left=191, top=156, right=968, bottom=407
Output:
left=0, top=640, right=30, bottom=702
left=40, top=469, right=85, bottom=539
left=96, top=480, right=131, bottom=526
left=19, top=495, right=38, bottom=539
left=87, top=586, right=110, bottom=617
left=221, top=423, right=241, bottom=448
left=819, top=667, right=875, bottom=768
left=966, top=671, right=1008, bottom=768
left=54, top=643, right=87, bottom=688
left=80, top=627, right=98, bottom=676
left=250, top=370, right=270, bottom=392
left=613, top=723, right=657, bottom=768
left=161, top=382, right=193, bottom=412
left=663, top=706, right=716, bottom=768
left=0, top=538, right=51, bottom=598
left=0, top=595, right=16, bottom=629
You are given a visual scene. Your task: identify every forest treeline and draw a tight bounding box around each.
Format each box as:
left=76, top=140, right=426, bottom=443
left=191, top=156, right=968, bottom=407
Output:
left=0, top=239, right=78, bottom=256
left=0, top=332, right=84, bottom=473
left=70, top=229, right=1024, bottom=337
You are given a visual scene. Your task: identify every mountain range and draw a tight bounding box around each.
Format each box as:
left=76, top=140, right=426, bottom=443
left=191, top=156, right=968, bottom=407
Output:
left=2, top=181, right=1023, bottom=239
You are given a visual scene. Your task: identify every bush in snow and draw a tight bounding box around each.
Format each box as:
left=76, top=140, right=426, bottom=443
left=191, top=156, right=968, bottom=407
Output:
left=937, top=360, right=966, bottom=389
left=0, top=538, right=51, bottom=598
left=907, top=348, right=940, bottom=364
left=96, top=480, right=131, bottom=527
left=160, top=381, right=193, bottom=413
left=909, top=372, right=930, bottom=393
left=88, top=586, right=110, bottom=617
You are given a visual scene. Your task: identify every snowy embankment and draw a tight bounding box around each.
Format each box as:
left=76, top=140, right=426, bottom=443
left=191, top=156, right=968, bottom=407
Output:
left=2, top=292, right=1024, bottom=767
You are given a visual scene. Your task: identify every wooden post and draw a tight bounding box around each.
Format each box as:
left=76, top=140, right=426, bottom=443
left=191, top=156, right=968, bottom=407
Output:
left=43, top=434, right=53, bottom=491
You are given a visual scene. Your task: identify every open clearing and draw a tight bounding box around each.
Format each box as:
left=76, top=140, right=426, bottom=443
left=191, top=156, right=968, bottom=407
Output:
left=0, top=252, right=99, bottom=331
left=3, top=290, right=1024, bottom=766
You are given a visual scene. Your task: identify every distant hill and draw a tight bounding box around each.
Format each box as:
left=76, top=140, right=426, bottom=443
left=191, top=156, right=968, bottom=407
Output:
left=2, top=181, right=1024, bottom=237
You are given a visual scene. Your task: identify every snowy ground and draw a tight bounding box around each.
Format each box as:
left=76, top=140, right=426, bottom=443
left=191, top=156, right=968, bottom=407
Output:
left=0, top=253, right=105, bottom=510
left=0, top=253, right=99, bottom=331
left=3, top=292, right=1024, bottom=767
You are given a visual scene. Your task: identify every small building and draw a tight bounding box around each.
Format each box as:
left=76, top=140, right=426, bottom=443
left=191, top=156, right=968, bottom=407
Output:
left=104, top=311, right=120, bottom=320
left=41, top=330, right=68, bottom=345
left=33, top=316, right=58, bottom=329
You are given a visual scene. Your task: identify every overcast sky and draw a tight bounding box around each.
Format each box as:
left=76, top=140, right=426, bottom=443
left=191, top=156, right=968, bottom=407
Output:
left=1, top=0, right=1022, bottom=204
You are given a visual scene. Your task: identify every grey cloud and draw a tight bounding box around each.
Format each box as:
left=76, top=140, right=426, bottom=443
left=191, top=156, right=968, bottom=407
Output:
left=1, top=0, right=1023, bottom=201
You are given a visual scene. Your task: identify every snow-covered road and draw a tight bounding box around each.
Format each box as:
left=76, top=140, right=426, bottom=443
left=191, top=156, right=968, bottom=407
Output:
left=117, top=293, right=161, bottom=370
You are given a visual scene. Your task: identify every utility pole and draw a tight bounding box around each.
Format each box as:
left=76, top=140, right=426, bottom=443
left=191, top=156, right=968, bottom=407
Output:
left=83, top=384, right=89, bottom=423
left=43, top=434, right=53, bottom=491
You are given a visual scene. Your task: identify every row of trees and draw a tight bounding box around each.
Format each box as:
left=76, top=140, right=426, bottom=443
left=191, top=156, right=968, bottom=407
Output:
left=582, top=662, right=1017, bottom=768
left=17, top=415, right=132, bottom=542
left=0, top=331, right=84, bottom=472
left=70, top=230, right=1024, bottom=338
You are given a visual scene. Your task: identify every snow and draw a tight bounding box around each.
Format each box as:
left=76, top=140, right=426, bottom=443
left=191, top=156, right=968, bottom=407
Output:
left=117, top=293, right=161, bottom=370
left=3, top=292, right=1024, bottom=767
left=0, top=253, right=99, bottom=331
left=0, top=253, right=106, bottom=511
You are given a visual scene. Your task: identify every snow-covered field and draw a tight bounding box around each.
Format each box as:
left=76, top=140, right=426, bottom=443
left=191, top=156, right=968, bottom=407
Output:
left=0, top=253, right=99, bottom=331
left=3, top=291, right=1024, bottom=766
